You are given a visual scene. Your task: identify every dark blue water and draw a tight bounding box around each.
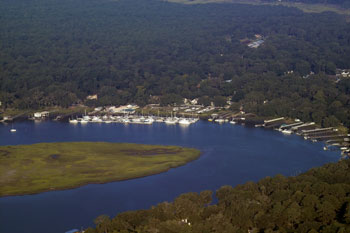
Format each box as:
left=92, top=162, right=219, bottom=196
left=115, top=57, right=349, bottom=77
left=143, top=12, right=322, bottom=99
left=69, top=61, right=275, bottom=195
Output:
left=0, top=121, right=339, bottom=233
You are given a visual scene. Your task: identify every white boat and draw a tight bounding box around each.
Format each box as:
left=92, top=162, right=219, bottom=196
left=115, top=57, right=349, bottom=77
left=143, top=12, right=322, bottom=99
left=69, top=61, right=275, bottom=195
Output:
left=83, top=115, right=91, bottom=121
left=145, top=117, right=155, bottom=123
left=214, top=118, right=225, bottom=123
left=229, top=121, right=236, bottom=124
left=191, top=118, right=199, bottom=123
left=155, top=110, right=163, bottom=122
left=155, top=117, right=164, bottom=122
left=165, top=118, right=177, bottom=124
left=10, top=128, right=16, bottom=132
left=143, top=119, right=153, bottom=124
left=95, top=118, right=103, bottom=123
left=69, top=119, right=78, bottom=124
left=282, top=129, right=292, bottom=135
left=122, top=118, right=130, bottom=123
left=139, top=116, right=146, bottom=122
left=91, top=116, right=101, bottom=122
left=78, top=118, right=88, bottom=124
left=131, top=117, right=141, bottom=123
left=179, top=118, right=191, bottom=125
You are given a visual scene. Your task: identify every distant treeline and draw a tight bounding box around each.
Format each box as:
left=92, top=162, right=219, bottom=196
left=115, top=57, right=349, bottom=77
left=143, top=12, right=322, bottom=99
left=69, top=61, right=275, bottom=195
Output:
left=85, top=158, right=350, bottom=233
left=263, top=0, right=350, bottom=9
left=1, top=0, right=350, bottom=127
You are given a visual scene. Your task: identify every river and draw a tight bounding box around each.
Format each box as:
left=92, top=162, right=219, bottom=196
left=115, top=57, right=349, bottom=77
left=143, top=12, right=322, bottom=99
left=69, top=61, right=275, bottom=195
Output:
left=0, top=121, right=339, bottom=233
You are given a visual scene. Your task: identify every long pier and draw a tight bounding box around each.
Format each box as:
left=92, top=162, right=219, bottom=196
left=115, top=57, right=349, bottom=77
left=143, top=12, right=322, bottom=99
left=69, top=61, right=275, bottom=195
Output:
left=326, top=139, right=344, bottom=144
left=263, top=117, right=285, bottom=128
left=279, top=122, right=304, bottom=130
left=307, top=134, right=348, bottom=140
left=256, top=116, right=350, bottom=156
left=264, top=117, right=285, bottom=124
left=301, top=128, right=335, bottom=137
left=291, top=122, right=315, bottom=131
left=301, top=127, right=334, bottom=134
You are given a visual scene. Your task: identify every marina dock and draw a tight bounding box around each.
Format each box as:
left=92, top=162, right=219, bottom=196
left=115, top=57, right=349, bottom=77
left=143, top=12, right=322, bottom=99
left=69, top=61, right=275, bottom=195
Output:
left=69, top=115, right=199, bottom=126
left=279, top=122, right=304, bottom=130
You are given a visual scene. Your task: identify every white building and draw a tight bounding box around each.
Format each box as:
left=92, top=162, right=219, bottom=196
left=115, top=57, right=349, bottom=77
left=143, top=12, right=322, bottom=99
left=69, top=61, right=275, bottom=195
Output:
left=34, top=111, right=50, bottom=118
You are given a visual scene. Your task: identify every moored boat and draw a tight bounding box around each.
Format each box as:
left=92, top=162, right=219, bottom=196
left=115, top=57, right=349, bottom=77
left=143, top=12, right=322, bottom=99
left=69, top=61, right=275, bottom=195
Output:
left=69, top=119, right=78, bottom=124
left=214, top=118, right=225, bottom=123
left=155, top=117, right=164, bottom=122
left=282, top=129, right=292, bottom=135
left=165, top=118, right=177, bottom=124
left=179, top=118, right=191, bottom=125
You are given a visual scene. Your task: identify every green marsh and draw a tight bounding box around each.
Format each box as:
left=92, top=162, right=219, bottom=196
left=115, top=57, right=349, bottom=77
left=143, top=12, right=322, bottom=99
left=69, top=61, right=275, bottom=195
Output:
left=0, top=142, right=200, bottom=197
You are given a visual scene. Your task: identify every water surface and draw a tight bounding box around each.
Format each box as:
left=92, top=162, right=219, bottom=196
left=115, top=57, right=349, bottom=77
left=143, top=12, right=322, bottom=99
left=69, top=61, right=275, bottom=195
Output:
left=0, top=121, right=339, bottom=233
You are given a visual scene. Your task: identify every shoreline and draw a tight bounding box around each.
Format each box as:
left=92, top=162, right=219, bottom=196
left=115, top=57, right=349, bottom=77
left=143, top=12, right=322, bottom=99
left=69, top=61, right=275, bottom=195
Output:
left=2, top=114, right=349, bottom=156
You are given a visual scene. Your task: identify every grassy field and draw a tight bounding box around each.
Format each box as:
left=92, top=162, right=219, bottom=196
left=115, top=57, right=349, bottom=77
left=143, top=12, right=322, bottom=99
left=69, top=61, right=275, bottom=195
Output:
left=0, top=142, right=200, bottom=197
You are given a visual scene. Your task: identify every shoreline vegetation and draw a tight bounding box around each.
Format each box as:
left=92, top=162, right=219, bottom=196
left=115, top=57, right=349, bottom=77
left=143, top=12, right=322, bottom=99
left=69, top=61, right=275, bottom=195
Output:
left=166, top=0, right=350, bottom=15
left=0, top=142, right=201, bottom=197
left=85, top=158, right=350, bottom=233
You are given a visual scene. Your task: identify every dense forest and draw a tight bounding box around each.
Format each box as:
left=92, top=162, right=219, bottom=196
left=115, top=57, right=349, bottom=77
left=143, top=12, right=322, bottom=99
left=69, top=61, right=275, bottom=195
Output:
left=85, top=159, right=350, bottom=233
left=1, top=0, right=350, bottom=128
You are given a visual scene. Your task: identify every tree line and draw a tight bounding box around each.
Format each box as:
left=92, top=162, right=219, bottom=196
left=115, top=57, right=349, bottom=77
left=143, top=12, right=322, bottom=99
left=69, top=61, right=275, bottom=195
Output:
left=0, top=0, right=350, bottom=128
left=263, top=0, right=350, bottom=9
left=85, top=157, right=350, bottom=233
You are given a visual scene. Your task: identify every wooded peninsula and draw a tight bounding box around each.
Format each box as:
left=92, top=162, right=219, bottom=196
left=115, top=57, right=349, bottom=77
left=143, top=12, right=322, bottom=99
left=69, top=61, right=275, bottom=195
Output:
left=0, top=142, right=200, bottom=197
left=85, top=158, right=350, bottom=233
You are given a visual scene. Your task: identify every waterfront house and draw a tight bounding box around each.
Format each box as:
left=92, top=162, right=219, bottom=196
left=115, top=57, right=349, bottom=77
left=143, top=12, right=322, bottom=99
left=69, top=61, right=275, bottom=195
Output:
left=34, top=111, right=49, bottom=118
